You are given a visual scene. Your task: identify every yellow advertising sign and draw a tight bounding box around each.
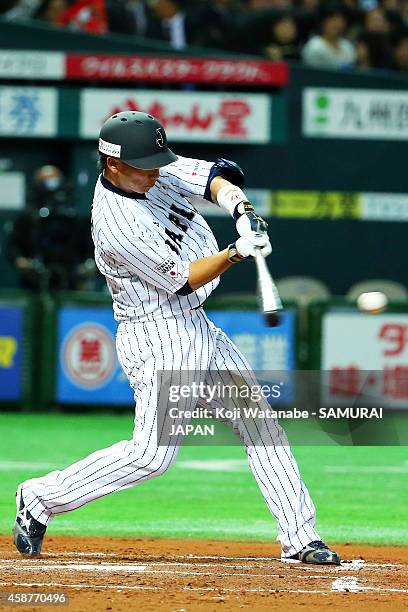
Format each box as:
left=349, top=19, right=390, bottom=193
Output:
left=271, top=191, right=362, bottom=219
left=0, top=336, right=17, bottom=368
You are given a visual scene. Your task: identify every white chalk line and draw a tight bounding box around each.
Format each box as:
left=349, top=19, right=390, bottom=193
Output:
left=332, top=577, right=363, bottom=593
left=0, top=558, right=357, bottom=569
left=42, top=551, right=117, bottom=558
left=0, top=559, right=322, bottom=571
left=0, top=558, right=401, bottom=571
left=2, top=559, right=407, bottom=593
left=332, top=577, right=408, bottom=594
left=0, top=581, right=160, bottom=592
left=0, top=581, right=331, bottom=596
left=0, top=562, right=345, bottom=579
left=3, top=580, right=408, bottom=596
left=0, top=558, right=403, bottom=573
left=177, top=555, right=404, bottom=570
left=187, top=586, right=329, bottom=595
left=1, top=556, right=406, bottom=597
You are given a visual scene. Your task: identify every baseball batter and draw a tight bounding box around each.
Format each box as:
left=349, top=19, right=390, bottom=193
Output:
left=13, top=111, right=340, bottom=566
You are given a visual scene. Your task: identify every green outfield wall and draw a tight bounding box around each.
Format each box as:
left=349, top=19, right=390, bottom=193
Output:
left=1, top=290, right=408, bottom=411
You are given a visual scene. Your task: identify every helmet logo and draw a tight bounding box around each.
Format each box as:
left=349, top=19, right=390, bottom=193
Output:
left=156, top=128, right=165, bottom=148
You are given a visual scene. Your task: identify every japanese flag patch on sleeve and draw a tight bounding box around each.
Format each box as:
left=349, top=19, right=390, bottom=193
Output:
left=155, top=257, right=178, bottom=277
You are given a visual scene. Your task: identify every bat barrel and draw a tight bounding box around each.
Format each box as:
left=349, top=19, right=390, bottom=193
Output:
left=254, top=248, right=283, bottom=317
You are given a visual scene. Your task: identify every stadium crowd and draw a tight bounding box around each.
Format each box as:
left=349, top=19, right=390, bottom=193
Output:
left=2, top=0, right=408, bottom=71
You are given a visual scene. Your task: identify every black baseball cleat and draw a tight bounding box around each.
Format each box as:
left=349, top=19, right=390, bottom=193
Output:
left=290, top=540, right=341, bottom=565
left=12, top=485, right=47, bottom=557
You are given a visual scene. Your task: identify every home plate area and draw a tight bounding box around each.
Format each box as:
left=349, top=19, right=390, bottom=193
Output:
left=0, top=537, right=407, bottom=611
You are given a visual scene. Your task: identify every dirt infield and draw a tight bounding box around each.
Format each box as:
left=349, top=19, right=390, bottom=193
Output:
left=0, top=536, right=407, bottom=611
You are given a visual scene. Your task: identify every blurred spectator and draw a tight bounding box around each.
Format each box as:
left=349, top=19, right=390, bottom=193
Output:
left=301, top=3, right=356, bottom=68
left=58, top=0, right=108, bottom=34
left=1, top=0, right=41, bottom=20
left=392, top=29, right=408, bottom=68
left=340, top=0, right=362, bottom=36
left=382, top=3, right=404, bottom=30
left=355, top=31, right=371, bottom=67
left=266, top=12, right=300, bottom=59
left=28, top=165, right=72, bottom=210
left=144, top=0, right=189, bottom=48
left=203, top=0, right=244, bottom=49
left=143, top=0, right=217, bottom=49
left=355, top=31, right=392, bottom=68
left=122, top=0, right=147, bottom=36
left=364, top=7, right=391, bottom=32
left=4, top=0, right=408, bottom=74
left=343, top=0, right=359, bottom=7
left=380, top=0, right=400, bottom=9
left=34, top=0, right=68, bottom=24
left=297, top=0, right=320, bottom=9
left=402, top=1, right=408, bottom=25
left=295, top=2, right=320, bottom=43
left=244, top=0, right=291, bottom=9
left=8, top=166, right=95, bottom=292
left=100, top=0, right=149, bottom=36
left=238, top=9, right=300, bottom=58
left=358, top=0, right=377, bottom=9
left=212, top=0, right=241, bottom=8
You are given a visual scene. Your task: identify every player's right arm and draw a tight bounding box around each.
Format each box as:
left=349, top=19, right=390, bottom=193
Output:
left=187, top=232, right=271, bottom=291
left=101, top=207, right=270, bottom=296
left=101, top=188, right=270, bottom=296
left=102, top=216, right=269, bottom=295
left=187, top=248, right=233, bottom=291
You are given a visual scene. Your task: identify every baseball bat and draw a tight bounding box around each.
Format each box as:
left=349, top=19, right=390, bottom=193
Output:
left=254, top=247, right=283, bottom=327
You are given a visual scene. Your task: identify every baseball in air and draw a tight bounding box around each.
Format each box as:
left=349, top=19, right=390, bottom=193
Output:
left=356, top=291, right=388, bottom=314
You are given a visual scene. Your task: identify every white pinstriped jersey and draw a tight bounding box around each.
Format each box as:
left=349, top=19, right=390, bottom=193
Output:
left=91, top=156, right=220, bottom=322
left=23, top=160, right=320, bottom=555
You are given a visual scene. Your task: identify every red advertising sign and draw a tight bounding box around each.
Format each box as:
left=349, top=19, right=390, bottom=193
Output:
left=66, top=54, right=288, bottom=86
left=80, top=89, right=271, bottom=143
left=322, top=312, right=408, bottom=408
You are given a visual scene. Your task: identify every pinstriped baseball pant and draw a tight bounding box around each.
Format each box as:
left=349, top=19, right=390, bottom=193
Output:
left=22, top=308, right=320, bottom=556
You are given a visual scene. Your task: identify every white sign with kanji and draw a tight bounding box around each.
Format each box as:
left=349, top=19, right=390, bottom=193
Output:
left=80, top=89, right=271, bottom=144
left=0, top=172, right=25, bottom=210
left=303, top=88, right=408, bottom=140
left=0, top=51, right=64, bottom=80
left=0, top=86, right=58, bottom=137
left=322, top=312, right=408, bottom=408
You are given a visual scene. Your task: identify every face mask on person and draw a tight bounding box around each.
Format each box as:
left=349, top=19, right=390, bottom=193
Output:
left=43, top=176, right=62, bottom=191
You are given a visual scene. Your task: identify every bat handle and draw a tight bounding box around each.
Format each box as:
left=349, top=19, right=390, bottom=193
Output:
left=253, top=246, right=265, bottom=270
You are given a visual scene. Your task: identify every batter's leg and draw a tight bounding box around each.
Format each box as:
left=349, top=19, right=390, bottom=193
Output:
left=206, top=323, right=320, bottom=558
left=18, top=314, right=215, bottom=527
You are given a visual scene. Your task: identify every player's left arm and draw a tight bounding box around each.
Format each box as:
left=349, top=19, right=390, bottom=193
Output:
left=162, top=156, right=268, bottom=238
left=159, top=155, right=214, bottom=199
left=208, top=161, right=269, bottom=239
